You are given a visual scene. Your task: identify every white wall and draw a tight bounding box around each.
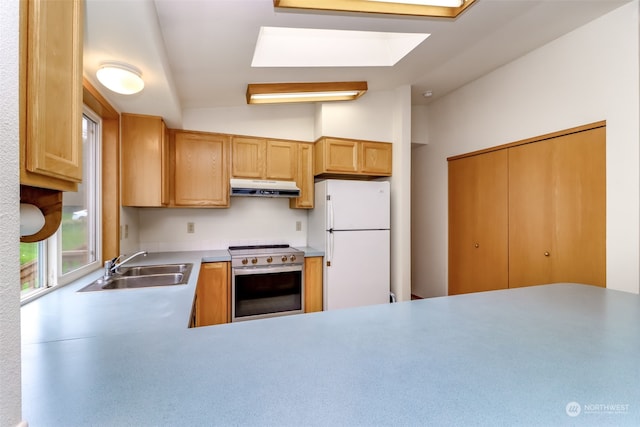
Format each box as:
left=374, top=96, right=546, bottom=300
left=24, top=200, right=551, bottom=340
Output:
left=183, top=104, right=315, bottom=141
left=0, top=1, right=24, bottom=425
left=412, top=1, right=640, bottom=297
left=138, top=199, right=308, bottom=252
left=315, top=91, right=395, bottom=142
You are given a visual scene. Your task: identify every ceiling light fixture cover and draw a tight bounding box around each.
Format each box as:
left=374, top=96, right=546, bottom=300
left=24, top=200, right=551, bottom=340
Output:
left=246, top=82, right=368, bottom=104
left=96, top=62, right=145, bottom=95
left=273, top=0, right=475, bottom=18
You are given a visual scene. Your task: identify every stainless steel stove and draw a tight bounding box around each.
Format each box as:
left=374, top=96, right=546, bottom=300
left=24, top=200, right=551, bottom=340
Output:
left=228, top=244, right=305, bottom=321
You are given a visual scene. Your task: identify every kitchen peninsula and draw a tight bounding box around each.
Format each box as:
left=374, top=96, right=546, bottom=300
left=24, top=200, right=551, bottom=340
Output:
left=21, top=274, right=640, bottom=426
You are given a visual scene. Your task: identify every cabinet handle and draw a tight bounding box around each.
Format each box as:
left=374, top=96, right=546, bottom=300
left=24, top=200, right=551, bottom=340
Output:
left=474, top=243, right=479, bottom=248
left=544, top=251, right=550, bottom=257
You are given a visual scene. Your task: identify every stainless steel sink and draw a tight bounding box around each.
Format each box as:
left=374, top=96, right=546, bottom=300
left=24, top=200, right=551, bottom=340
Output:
left=78, top=263, right=193, bottom=292
left=118, top=263, right=191, bottom=276
left=101, top=273, right=187, bottom=289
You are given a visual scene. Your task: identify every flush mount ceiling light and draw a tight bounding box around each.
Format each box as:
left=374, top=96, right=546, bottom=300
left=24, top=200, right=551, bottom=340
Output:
left=273, top=0, right=475, bottom=18
left=96, top=62, right=144, bottom=95
left=246, top=82, right=368, bottom=104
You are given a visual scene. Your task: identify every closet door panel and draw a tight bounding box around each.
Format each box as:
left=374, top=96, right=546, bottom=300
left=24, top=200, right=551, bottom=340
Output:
left=509, top=127, right=605, bottom=288
left=448, top=150, right=509, bottom=295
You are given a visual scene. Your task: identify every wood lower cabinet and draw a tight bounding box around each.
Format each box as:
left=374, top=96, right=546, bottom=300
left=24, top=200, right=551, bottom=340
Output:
left=121, top=113, right=169, bottom=207
left=508, top=126, right=606, bottom=288
left=304, top=256, right=323, bottom=312
left=174, top=131, right=230, bottom=207
left=314, top=137, right=392, bottom=177
left=20, top=0, right=83, bottom=192
left=448, top=122, right=606, bottom=294
left=448, top=150, right=509, bottom=295
left=193, top=262, right=230, bottom=327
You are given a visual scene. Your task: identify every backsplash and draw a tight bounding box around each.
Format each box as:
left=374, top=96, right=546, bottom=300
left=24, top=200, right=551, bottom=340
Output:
left=135, top=197, right=308, bottom=252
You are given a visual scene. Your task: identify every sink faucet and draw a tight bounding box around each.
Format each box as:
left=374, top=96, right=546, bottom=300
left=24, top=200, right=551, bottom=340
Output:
left=104, top=251, right=148, bottom=277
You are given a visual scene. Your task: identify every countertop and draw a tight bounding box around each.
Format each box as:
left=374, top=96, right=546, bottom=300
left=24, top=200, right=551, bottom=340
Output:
left=22, top=269, right=640, bottom=425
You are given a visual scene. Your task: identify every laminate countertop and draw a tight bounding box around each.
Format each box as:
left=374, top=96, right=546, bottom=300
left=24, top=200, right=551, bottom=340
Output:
left=21, top=267, right=640, bottom=426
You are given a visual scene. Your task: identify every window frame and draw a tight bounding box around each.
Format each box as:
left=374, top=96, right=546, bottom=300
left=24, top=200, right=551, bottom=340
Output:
left=56, top=107, right=103, bottom=285
left=20, top=106, right=103, bottom=303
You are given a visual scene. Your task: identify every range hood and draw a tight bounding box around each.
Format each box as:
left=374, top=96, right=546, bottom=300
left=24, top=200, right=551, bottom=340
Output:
left=230, top=178, right=301, bottom=198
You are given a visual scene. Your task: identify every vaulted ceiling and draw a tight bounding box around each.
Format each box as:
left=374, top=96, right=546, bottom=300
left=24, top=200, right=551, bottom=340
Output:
left=83, top=0, right=631, bottom=128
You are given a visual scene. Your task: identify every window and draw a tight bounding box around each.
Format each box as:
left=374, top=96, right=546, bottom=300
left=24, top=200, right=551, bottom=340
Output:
left=19, top=241, right=46, bottom=299
left=20, top=107, right=102, bottom=301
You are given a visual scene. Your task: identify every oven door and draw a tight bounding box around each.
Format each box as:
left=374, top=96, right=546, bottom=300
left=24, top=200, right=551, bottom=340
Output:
left=231, top=264, right=304, bottom=322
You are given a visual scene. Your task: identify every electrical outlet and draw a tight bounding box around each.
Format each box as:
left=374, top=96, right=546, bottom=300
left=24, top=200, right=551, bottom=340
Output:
left=187, top=222, right=195, bottom=234
left=296, top=221, right=302, bottom=231
left=124, top=224, right=129, bottom=239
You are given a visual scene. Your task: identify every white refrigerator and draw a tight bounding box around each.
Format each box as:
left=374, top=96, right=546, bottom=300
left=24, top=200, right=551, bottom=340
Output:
left=308, top=179, right=390, bottom=311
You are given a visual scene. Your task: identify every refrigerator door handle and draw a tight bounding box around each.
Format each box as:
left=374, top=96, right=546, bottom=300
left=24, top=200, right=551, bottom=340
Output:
left=327, top=230, right=333, bottom=267
left=328, top=197, right=334, bottom=231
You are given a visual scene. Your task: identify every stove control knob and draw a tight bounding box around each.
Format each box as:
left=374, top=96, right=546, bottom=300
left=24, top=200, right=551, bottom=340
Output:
left=266, top=256, right=273, bottom=263
left=281, top=256, right=288, bottom=262
left=251, top=257, right=258, bottom=264
left=290, top=255, right=297, bottom=262
left=241, top=258, right=248, bottom=265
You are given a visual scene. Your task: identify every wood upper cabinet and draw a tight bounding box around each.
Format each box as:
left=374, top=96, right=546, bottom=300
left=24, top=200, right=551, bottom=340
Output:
left=121, top=114, right=169, bottom=207
left=360, top=142, right=393, bottom=175
left=304, top=256, right=323, bottom=312
left=508, top=126, right=606, bottom=288
left=448, top=150, right=509, bottom=295
left=314, top=137, right=392, bottom=177
left=20, top=0, right=83, bottom=192
left=174, top=131, right=230, bottom=207
left=315, top=138, right=358, bottom=173
left=290, top=143, right=314, bottom=209
left=231, top=136, right=296, bottom=181
left=231, top=136, right=264, bottom=179
left=266, top=140, right=296, bottom=181
left=193, top=262, right=230, bottom=327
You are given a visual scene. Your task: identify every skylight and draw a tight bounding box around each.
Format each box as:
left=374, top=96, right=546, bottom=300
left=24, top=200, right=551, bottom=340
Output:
left=251, top=27, right=430, bottom=68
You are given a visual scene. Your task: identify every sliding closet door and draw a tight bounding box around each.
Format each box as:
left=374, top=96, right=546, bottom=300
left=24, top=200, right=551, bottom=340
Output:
left=508, top=126, right=606, bottom=288
left=448, top=150, right=509, bottom=295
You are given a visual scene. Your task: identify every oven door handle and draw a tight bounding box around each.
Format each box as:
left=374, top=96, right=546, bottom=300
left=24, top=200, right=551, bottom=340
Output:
left=232, top=265, right=303, bottom=275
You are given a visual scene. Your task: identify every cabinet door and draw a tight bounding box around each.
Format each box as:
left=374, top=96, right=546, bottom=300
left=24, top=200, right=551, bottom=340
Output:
left=448, top=150, right=509, bottom=295
left=174, top=132, right=230, bottom=207
left=304, top=257, right=323, bottom=312
left=265, top=140, right=296, bottom=180
left=121, top=114, right=168, bottom=207
left=318, top=138, right=358, bottom=173
left=195, top=262, right=230, bottom=326
left=232, top=136, right=264, bottom=178
left=290, top=143, right=314, bottom=209
left=509, top=127, right=606, bottom=288
left=360, top=142, right=392, bottom=176
left=21, top=0, right=83, bottom=189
